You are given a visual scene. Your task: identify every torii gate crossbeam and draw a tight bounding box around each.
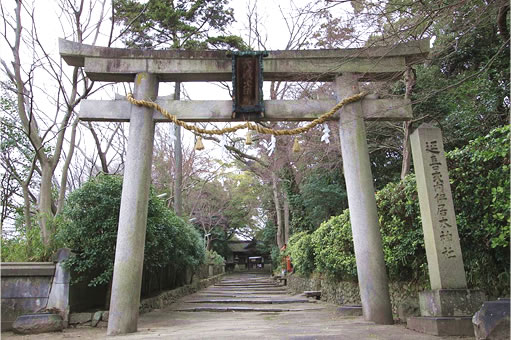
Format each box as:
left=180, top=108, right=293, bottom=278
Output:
left=59, top=39, right=429, bottom=335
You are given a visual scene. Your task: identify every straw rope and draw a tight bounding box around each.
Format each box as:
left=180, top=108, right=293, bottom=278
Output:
left=126, top=91, right=367, bottom=136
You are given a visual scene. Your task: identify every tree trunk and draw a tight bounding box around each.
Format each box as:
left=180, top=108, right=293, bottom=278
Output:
left=105, top=280, right=112, bottom=310
left=173, top=82, right=183, bottom=216
left=38, top=162, right=54, bottom=246
left=21, top=180, right=33, bottom=255
left=272, top=172, right=284, bottom=249
left=400, top=121, right=412, bottom=180
left=57, top=118, right=79, bottom=214
left=88, top=122, right=109, bottom=174
left=400, top=67, right=416, bottom=180
left=283, top=192, right=290, bottom=245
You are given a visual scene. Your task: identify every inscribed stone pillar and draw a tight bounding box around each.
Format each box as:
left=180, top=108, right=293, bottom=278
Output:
left=107, top=73, right=158, bottom=336
left=410, top=124, right=467, bottom=289
left=336, top=73, right=393, bottom=325
left=407, top=124, right=485, bottom=336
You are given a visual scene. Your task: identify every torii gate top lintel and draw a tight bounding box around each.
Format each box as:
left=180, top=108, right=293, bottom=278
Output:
left=59, top=38, right=429, bottom=83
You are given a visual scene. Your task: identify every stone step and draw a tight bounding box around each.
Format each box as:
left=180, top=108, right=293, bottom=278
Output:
left=336, top=305, right=363, bottom=316
left=205, top=290, right=287, bottom=295
left=183, top=299, right=313, bottom=304
left=172, top=306, right=307, bottom=313
left=195, top=292, right=287, bottom=298
left=220, top=279, right=270, bottom=282
left=209, top=286, right=285, bottom=290
left=206, top=290, right=287, bottom=294
left=214, top=281, right=273, bottom=284
left=214, top=284, right=280, bottom=287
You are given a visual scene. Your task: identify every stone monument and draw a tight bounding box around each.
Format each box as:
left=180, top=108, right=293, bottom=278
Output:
left=407, top=124, right=485, bottom=336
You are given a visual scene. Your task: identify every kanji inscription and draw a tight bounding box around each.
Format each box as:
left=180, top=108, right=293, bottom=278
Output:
left=410, top=124, right=467, bottom=289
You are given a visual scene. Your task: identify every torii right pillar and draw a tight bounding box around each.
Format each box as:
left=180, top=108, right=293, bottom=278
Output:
left=336, top=73, right=393, bottom=324
left=407, top=124, right=485, bottom=336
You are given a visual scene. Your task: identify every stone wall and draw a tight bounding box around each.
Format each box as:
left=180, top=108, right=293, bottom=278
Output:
left=1, top=259, right=225, bottom=331
left=287, top=273, right=426, bottom=318
left=1, top=263, right=56, bottom=331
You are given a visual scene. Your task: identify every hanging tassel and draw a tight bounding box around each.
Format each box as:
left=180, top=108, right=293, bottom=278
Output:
left=245, top=130, right=253, bottom=145
left=195, top=136, right=205, bottom=151
left=292, top=137, right=301, bottom=153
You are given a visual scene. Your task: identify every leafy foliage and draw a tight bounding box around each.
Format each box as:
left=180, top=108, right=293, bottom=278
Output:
left=59, top=174, right=204, bottom=287
left=205, top=249, right=225, bottom=266
left=287, top=232, right=315, bottom=276
left=448, top=126, right=510, bottom=294
left=114, top=0, right=247, bottom=50
left=311, top=212, right=357, bottom=280
left=288, top=126, right=510, bottom=296
left=284, top=166, right=349, bottom=232
left=1, top=214, right=65, bottom=262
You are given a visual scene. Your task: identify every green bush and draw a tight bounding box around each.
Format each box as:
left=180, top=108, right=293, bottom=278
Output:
left=205, top=250, right=225, bottom=265
left=59, top=174, right=204, bottom=287
left=448, top=125, right=510, bottom=295
left=270, top=246, right=281, bottom=270
left=1, top=214, right=65, bottom=262
left=287, top=232, right=315, bottom=276
left=311, top=211, right=357, bottom=280
left=1, top=224, right=47, bottom=262
left=376, top=177, right=427, bottom=282
left=288, top=126, right=509, bottom=296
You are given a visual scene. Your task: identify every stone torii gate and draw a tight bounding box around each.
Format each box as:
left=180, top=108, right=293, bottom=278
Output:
left=59, top=39, right=429, bottom=335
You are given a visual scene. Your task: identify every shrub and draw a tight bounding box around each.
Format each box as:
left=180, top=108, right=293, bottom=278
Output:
left=376, top=177, right=427, bottom=282
left=205, top=250, right=225, bottom=265
left=287, top=232, right=315, bottom=276
left=59, top=174, right=204, bottom=287
left=448, top=125, right=510, bottom=296
left=311, top=211, right=357, bottom=280
left=270, top=246, right=281, bottom=270
left=2, top=214, right=65, bottom=262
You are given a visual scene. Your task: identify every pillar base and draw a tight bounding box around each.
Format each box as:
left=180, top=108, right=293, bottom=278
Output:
left=407, top=316, right=474, bottom=336
left=407, top=289, right=486, bottom=337
left=419, top=289, right=486, bottom=316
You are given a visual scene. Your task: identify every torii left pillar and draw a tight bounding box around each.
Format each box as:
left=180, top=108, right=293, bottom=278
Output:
left=107, top=73, right=158, bottom=335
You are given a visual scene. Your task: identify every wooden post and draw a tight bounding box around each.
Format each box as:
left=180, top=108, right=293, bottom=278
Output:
left=336, top=73, right=393, bottom=325
left=107, top=73, right=158, bottom=335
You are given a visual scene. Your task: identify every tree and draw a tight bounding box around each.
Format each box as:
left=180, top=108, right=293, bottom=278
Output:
left=113, top=0, right=245, bottom=50
left=0, top=0, right=111, bottom=245
left=0, top=87, right=35, bottom=234
left=186, top=167, right=263, bottom=250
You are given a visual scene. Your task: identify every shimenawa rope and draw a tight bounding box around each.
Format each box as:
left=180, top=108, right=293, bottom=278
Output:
left=126, top=91, right=367, bottom=150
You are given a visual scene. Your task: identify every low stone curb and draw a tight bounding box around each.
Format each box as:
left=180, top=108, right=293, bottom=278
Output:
left=68, top=311, right=109, bottom=328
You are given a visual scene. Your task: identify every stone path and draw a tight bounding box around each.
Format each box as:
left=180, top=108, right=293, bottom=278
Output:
left=2, top=272, right=474, bottom=339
